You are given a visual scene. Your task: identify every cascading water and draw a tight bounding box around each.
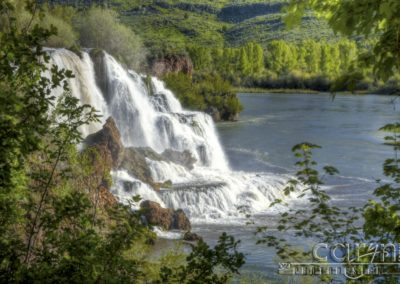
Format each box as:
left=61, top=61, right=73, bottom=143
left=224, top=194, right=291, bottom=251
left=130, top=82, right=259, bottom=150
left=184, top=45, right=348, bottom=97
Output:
left=48, top=48, right=289, bottom=224
left=49, top=49, right=108, bottom=137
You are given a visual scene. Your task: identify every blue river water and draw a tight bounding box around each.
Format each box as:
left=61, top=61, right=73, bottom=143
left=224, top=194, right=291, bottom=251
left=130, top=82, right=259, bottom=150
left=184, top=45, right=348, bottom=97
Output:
left=194, top=93, right=400, bottom=282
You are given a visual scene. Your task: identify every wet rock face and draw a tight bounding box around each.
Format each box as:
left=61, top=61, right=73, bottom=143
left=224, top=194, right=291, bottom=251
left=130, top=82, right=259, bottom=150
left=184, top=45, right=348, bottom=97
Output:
left=83, top=118, right=195, bottom=228
left=85, top=117, right=124, bottom=168
left=161, top=149, right=196, bottom=170
left=183, top=231, right=203, bottom=242
left=119, top=147, right=162, bottom=187
left=140, top=200, right=191, bottom=231
left=172, top=209, right=191, bottom=231
left=205, top=106, right=221, bottom=122
left=89, top=49, right=111, bottom=103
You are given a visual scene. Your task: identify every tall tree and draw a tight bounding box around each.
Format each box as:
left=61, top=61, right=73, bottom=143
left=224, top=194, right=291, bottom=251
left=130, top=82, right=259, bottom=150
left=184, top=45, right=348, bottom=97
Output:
left=285, top=0, right=400, bottom=80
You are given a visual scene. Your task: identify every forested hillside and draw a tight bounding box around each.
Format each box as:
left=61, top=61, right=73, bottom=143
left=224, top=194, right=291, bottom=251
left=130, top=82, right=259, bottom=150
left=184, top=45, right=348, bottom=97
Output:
left=41, top=0, right=400, bottom=118
left=44, top=0, right=336, bottom=50
left=118, top=0, right=337, bottom=51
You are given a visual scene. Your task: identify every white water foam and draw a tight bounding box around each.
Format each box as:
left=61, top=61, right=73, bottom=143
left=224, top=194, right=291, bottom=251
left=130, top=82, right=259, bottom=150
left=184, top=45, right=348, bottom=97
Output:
left=152, top=227, right=183, bottom=240
left=49, top=49, right=291, bottom=224
left=49, top=49, right=108, bottom=137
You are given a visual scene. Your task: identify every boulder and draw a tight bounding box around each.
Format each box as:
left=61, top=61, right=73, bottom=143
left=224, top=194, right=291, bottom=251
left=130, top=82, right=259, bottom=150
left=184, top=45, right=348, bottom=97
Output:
left=151, top=54, right=193, bottom=77
left=85, top=117, right=124, bottom=168
left=140, top=200, right=173, bottom=230
left=161, top=149, right=197, bottom=170
left=205, top=106, right=221, bottom=122
left=140, top=200, right=191, bottom=231
left=82, top=118, right=193, bottom=227
left=119, top=147, right=163, bottom=186
left=172, top=209, right=191, bottom=231
left=183, top=231, right=203, bottom=242
left=225, top=112, right=239, bottom=122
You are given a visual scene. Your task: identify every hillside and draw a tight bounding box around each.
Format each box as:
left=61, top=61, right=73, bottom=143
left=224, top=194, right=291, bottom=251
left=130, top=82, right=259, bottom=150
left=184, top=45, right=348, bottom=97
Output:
left=118, top=0, right=338, bottom=51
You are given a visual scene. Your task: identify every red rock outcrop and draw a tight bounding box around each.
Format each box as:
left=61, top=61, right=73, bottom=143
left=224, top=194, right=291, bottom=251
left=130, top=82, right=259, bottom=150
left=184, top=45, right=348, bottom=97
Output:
left=151, top=54, right=193, bottom=77
left=140, top=200, right=191, bottom=230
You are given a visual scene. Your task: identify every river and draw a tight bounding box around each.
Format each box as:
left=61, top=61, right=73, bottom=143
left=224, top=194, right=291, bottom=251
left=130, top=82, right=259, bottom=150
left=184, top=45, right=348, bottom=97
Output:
left=194, top=93, right=400, bottom=282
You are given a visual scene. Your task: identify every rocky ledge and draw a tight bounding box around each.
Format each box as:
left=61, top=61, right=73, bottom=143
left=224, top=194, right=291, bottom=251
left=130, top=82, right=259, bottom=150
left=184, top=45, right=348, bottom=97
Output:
left=83, top=116, right=195, bottom=233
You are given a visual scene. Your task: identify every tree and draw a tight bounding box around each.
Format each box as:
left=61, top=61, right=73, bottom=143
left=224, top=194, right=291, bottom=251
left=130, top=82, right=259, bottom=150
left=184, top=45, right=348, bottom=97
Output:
left=303, top=39, right=321, bottom=74
left=265, top=40, right=296, bottom=75
left=251, top=42, right=264, bottom=74
left=285, top=0, right=400, bottom=80
left=258, top=2, right=400, bottom=282
left=0, top=1, right=246, bottom=283
left=337, top=39, right=357, bottom=72
left=187, top=45, right=212, bottom=72
left=239, top=47, right=251, bottom=76
left=320, top=44, right=334, bottom=76
left=77, top=7, right=145, bottom=69
left=157, top=233, right=244, bottom=284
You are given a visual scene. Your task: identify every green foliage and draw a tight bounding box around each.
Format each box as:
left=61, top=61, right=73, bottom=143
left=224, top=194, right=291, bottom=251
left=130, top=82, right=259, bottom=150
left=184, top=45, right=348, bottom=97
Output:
left=0, top=0, right=70, bottom=197
left=364, top=124, right=400, bottom=242
left=188, top=42, right=265, bottom=77
left=257, top=142, right=360, bottom=263
left=77, top=6, right=145, bottom=69
left=258, top=129, right=400, bottom=282
left=0, top=2, right=245, bottom=283
left=157, top=233, right=244, bottom=284
left=186, top=39, right=367, bottom=92
left=116, top=0, right=336, bottom=51
left=164, top=72, right=243, bottom=120
left=265, top=39, right=358, bottom=77
left=285, top=0, right=400, bottom=80
left=195, top=73, right=243, bottom=118
left=0, top=1, right=78, bottom=48
left=163, top=72, right=206, bottom=111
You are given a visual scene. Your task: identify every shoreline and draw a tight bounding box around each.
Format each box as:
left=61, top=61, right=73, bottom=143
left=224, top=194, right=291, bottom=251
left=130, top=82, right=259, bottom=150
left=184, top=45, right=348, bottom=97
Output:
left=234, top=87, right=388, bottom=95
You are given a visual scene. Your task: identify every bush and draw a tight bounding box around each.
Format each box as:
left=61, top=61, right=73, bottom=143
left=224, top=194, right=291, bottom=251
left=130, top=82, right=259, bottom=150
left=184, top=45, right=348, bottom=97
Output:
left=0, top=2, right=77, bottom=48
left=163, top=72, right=206, bottom=110
left=77, top=7, right=145, bottom=69
left=164, top=72, right=243, bottom=121
left=41, top=14, right=78, bottom=48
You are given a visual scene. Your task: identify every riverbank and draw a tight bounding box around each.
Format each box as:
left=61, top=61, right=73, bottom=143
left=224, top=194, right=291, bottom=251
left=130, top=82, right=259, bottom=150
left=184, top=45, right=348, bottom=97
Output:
left=234, top=87, right=389, bottom=95
left=234, top=87, right=321, bottom=94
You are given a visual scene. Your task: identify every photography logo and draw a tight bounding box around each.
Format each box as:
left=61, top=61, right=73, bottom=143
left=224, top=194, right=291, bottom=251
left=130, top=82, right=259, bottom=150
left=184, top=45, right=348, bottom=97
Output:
left=278, top=243, right=400, bottom=279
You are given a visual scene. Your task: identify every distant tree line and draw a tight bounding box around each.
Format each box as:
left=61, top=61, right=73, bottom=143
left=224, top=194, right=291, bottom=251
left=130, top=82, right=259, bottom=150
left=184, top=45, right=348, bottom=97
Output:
left=183, top=38, right=399, bottom=93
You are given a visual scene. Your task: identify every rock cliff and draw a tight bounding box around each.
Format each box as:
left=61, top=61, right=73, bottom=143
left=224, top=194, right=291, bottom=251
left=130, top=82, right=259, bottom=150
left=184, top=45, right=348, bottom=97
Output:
left=150, top=54, right=193, bottom=77
left=84, top=117, right=193, bottom=231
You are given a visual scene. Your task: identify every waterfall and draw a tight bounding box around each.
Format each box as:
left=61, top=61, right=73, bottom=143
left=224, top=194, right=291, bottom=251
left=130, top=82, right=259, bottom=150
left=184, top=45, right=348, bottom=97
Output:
left=48, top=48, right=289, bottom=224
left=49, top=49, right=108, bottom=137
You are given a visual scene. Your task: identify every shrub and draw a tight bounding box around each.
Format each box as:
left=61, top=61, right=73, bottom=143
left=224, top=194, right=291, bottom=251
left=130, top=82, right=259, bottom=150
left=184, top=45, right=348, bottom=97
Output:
left=163, top=72, right=206, bottom=110
left=41, top=14, right=78, bottom=48
left=0, top=1, right=77, bottom=48
left=77, top=7, right=145, bottom=69
left=164, top=72, right=242, bottom=120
